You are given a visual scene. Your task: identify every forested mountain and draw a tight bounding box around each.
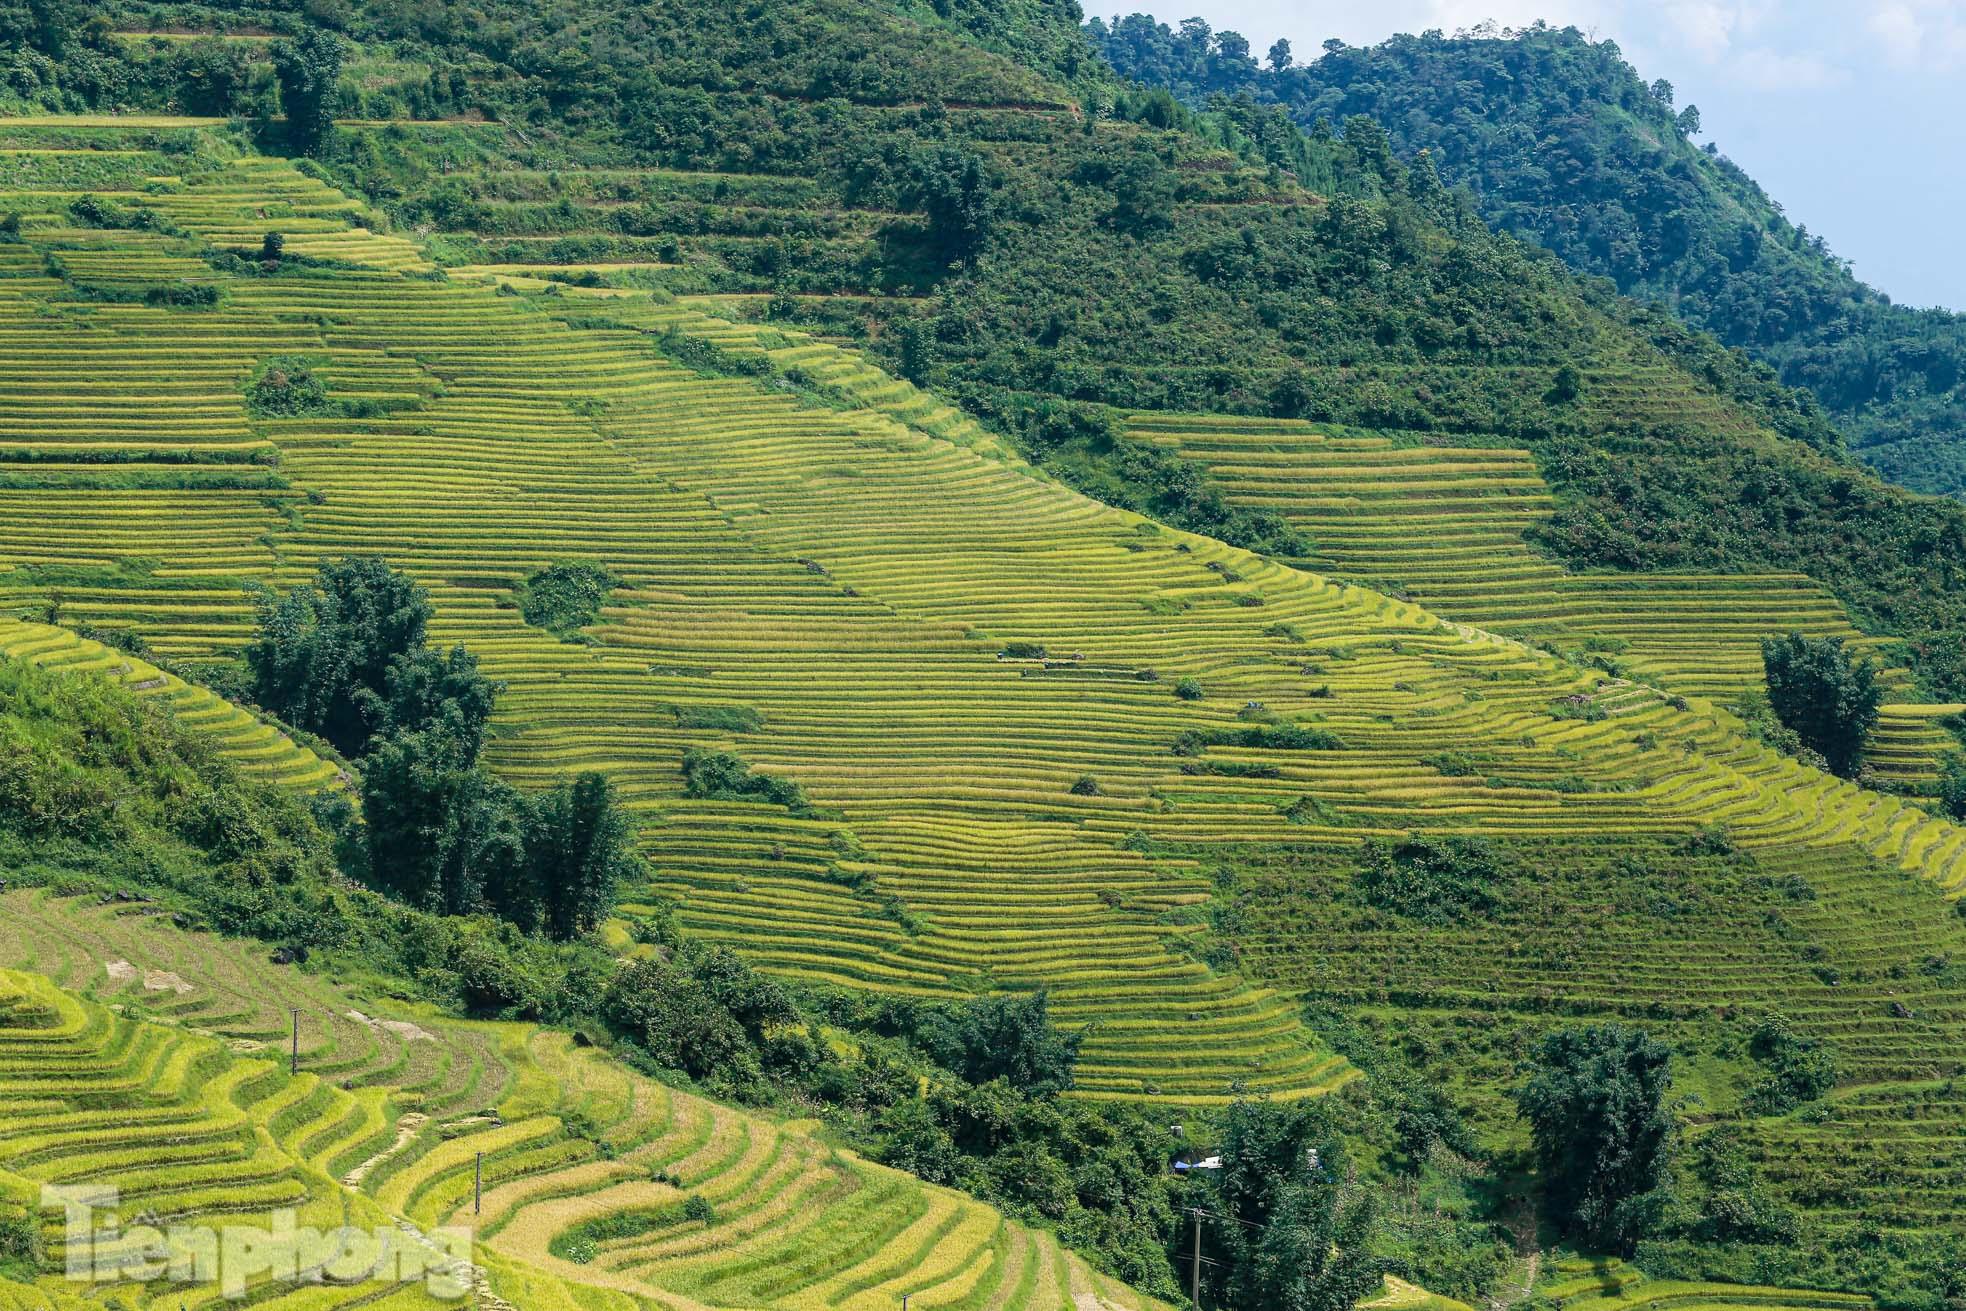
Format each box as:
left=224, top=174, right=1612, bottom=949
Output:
left=1090, top=16, right=1966, bottom=498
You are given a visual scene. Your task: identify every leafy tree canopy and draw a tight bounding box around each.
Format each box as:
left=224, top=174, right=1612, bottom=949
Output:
left=245, top=556, right=441, bottom=756
left=1516, top=1023, right=1675, bottom=1253
left=1760, top=632, right=1883, bottom=778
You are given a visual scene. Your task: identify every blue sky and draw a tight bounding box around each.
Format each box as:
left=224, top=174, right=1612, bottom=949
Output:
left=1128, top=2, right=1966, bottom=310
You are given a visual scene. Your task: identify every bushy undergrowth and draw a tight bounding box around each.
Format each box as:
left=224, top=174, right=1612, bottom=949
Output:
left=518, top=561, right=617, bottom=639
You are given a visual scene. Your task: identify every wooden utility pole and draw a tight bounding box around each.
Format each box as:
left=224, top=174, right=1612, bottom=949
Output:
left=290, top=1010, right=301, bottom=1075
left=1191, top=1208, right=1202, bottom=1308
left=475, top=1152, right=483, bottom=1214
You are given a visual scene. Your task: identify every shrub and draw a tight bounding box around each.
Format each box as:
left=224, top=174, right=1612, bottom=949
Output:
left=681, top=1195, right=715, bottom=1225
left=0, top=1200, right=42, bottom=1275
left=246, top=356, right=330, bottom=417
left=518, top=562, right=617, bottom=639
left=145, top=282, right=221, bottom=308
left=680, top=748, right=808, bottom=812
left=674, top=704, right=763, bottom=733
left=1069, top=774, right=1101, bottom=795
left=1745, top=1017, right=1837, bottom=1112
left=1355, top=836, right=1508, bottom=925
left=1174, top=676, right=1203, bottom=700
left=74, top=622, right=149, bottom=656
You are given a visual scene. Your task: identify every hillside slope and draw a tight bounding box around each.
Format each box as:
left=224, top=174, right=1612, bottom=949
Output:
left=2, top=2, right=1966, bottom=1300
left=0, top=905, right=1162, bottom=1311
left=1090, top=18, right=1966, bottom=497
left=4, top=132, right=1966, bottom=1094
left=16, top=2, right=1966, bottom=700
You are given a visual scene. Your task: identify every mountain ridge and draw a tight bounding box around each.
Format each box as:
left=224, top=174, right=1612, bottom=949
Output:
left=1090, top=16, right=1966, bottom=498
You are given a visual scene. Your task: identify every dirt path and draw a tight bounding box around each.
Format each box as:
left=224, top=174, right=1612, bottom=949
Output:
left=341, top=1111, right=428, bottom=1188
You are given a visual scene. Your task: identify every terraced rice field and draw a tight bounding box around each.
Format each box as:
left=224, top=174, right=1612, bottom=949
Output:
left=4, top=130, right=1966, bottom=1116
left=1540, top=1259, right=1869, bottom=1311
left=0, top=889, right=1165, bottom=1311
left=0, top=617, right=339, bottom=788
left=1125, top=415, right=1962, bottom=782
left=1228, top=829, right=1966, bottom=1241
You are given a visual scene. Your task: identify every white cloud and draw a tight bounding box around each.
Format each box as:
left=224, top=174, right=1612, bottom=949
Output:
left=1868, top=0, right=1966, bottom=70
left=1663, top=1, right=1739, bottom=58
left=1869, top=2, right=1923, bottom=64
left=1731, top=46, right=1847, bottom=90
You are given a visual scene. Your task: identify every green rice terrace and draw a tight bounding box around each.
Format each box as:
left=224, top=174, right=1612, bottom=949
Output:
left=0, top=111, right=1963, bottom=1310
left=0, top=891, right=1159, bottom=1311
left=1122, top=414, right=1966, bottom=787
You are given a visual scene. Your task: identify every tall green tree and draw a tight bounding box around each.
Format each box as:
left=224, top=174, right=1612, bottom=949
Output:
left=527, top=772, right=635, bottom=940
left=1760, top=632, right=1882, bottom=778
left=1516, top=1024, right=1675, bottom=1253
left=917, top=989, right=1083, bottom=1096
left=271, top=26, right=347, bottom=156
left=915, top=148, right=994, bottom=268
left=361, top=720, right=528, bottom=920
left=1207, top=1099, right=1382, bottom=1311
left=246, top=556, right=433, bottom=756
left=0, top=0, right=80, bottom=54
left=383, top=643, right=500, bottom=762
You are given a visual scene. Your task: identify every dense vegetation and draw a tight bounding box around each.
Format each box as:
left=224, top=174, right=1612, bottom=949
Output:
left=1090, top=17, right=1966, bottom=499
left=235, top=556, right=633, bottom=936
left=1200, top=824, right=1966, bottom=1305
left=1518, top=1025, right=1676, bottom=1254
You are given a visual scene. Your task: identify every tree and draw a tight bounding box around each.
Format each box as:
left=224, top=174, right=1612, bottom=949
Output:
left=245, top=557, right=434, bottom=756
left=247, top=356, right=329, bottom=416
left=1208, top=1099, right=1381, bottom=1311
left=271, top=26, right=347, bottom=156
left=1549, top=363, right=1583, bottom=404
left=363, top=723, right=632, bottom=940
left=1342, top=115, right=1395, bottom=183
left=894, top=318, right=933, bottom=385
left=1104, top=152, right=1175, bottom=235
left=1516, top=1025, right=1675, bottom=1253
left=1650, top=77, right=1674, bottom=107
left=0, top=0, right=81, bottom=55
left=361, top=721, right=527, bottom=919
left=1760, top=632, right=1882, bottom=778
left=604, top=945, right=800, bottom=1086
left=916, top=148, right=993, bottom=268
left=1214, top=30, right=1250, bottom=65
left=1676, top=104, right=1701, bottom=136
left=918, top=990, right=1084, bottom=1096
left=383, top=644, right=500, bottom=762
left=1939, top=753, right=1966, bottom=822
left=1266, top=38, right=1293, bottom=73
left=172, top=37, right=258, bottom=115
left=527, top=772, right=635, bottom=940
